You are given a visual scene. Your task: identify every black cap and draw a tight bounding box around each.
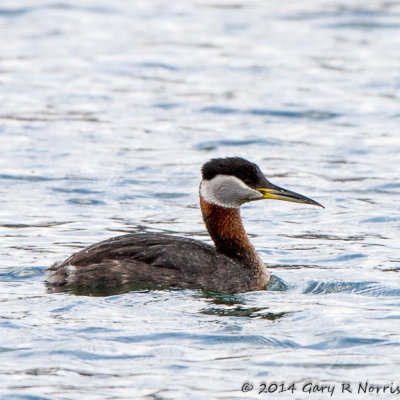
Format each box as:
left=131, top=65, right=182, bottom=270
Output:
left=201, top=157, right=269, bottom=189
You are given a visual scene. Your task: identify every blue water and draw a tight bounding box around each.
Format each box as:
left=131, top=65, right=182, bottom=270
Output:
left=1, top=0, right=400, bottom=398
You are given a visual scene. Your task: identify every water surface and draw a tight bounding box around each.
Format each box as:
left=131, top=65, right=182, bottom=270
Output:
left=1, top=0, right=400, bottom=398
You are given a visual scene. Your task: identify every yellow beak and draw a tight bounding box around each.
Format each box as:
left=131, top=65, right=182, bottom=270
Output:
left=257, top=185, right=324, bottom=208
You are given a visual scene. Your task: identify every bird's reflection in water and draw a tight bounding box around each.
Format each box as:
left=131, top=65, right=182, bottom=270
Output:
left=198, top=275, right=289, bottom=320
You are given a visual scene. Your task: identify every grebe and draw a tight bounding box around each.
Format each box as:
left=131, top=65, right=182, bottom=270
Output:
left=47, top=157, right=323, bottom=293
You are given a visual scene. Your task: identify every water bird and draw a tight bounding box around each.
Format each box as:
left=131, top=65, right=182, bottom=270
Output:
left=47, top=157, right=323, bottom=293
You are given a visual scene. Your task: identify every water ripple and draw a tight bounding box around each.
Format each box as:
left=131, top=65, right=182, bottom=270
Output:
left=111, top=332, right=298, bottom=347
left=304, top=281, right=400, bottom=296
left=67, top=198, right=106, bottom=206
left=309, top=336, right=387, bottom=350
left=195, top=138, right=280, bottom=150
left=0, top=267, right=45, bottom=281
left=199, top=106, right=340, bottom=120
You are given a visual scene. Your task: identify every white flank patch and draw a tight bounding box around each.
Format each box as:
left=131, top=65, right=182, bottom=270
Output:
left=65, top=264, right=76, bottom=284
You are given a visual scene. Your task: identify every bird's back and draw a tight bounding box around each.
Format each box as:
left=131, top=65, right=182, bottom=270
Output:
left=47, top=232, right=265, bottom=293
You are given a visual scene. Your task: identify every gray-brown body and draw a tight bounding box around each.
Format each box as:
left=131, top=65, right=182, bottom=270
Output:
left=47, top=232, right=269, bottom=293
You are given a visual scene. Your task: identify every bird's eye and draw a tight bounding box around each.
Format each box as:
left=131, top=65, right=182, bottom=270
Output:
left=243, top=178, right=253, bottom=186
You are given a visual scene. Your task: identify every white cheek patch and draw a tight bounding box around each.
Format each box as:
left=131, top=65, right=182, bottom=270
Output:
left=200, top=175, right=262, bottom=208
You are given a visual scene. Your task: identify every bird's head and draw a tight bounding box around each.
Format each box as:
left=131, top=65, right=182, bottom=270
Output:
left=200, top=157, right=323, bottom=209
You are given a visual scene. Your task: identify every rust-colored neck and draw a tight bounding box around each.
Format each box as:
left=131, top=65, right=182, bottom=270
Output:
left=200, top=196, right=262, bottom=268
